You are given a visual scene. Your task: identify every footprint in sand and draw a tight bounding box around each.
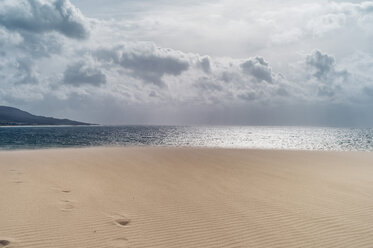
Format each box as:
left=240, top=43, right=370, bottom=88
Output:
left=105, top=215, right=131, bottom=247
left=51, top=185, right=71, bottom=194
left=0, top=239, right=11, bottom=248
left=107, top=238, right=129, bottom=248
left=52, top=186, right=74, bottom=211
left=107, top=213, right=131, bottom=227
left=60, top=199, right=75, bottom=212
left=9, top=170, right=22, bottom=175
left=114, top=217, right=130, bottom=227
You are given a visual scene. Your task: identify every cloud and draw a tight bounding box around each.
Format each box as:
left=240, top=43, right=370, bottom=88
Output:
left=13, top=57, right=39, bottom=85
left=94, top=43, right=190, bottom=86
left=18, top=32, right=62, bottom=58
left=240, top=57, right=273, bottom=83
left=0, top=0, right=373, bottom=126
left=285, top=50, right=362, bottom=103
left=238, top=92, right=257, bottom=102
left=63, top=61, right=106, bottom=86
left=304, top=50, right=349, bottom=98
left=363, top=87, right=373, bottom=97
left=193, top=76, right=222, bottom=92
left=306, top=50, right=336, bottom=80
left=198, top=56, right=211, bottom=73
left=0, top=0, right=89, bottom=39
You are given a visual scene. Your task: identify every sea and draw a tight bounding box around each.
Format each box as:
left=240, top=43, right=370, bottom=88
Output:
left=0, top=125, right=372, bottom=151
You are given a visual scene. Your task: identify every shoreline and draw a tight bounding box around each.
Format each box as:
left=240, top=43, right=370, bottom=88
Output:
left=1, top=147, right=373, bottom=247
left=1, top=144, right=373, bottom=153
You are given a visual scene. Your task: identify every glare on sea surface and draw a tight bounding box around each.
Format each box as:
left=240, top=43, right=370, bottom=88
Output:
left=0, top=126, right=372, bottom=151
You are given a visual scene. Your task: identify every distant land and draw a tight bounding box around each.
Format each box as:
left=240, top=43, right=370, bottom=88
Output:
left=0, top=106, right=92, bottom=126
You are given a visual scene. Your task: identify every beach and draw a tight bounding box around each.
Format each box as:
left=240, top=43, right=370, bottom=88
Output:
left=0, top=147, right=373, bottom=247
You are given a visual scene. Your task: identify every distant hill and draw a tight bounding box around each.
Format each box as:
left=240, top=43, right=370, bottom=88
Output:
left=0, top=106, right=92, bottom=126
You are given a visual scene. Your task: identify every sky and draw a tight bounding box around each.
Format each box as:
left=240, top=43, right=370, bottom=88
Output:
left=0, top=0, right=373, bottom=126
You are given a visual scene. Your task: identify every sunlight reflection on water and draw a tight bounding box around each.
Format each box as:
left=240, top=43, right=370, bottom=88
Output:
left=0, top=125, right=372, bottom=151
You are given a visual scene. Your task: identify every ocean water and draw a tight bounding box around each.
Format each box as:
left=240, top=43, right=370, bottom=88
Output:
left=0, top=125, right=372, bottom=151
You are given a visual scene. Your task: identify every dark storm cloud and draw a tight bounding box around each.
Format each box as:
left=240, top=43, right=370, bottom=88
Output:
left=94, top=45, right=190, bottom=86
left=240, top=57, right=273, bottom=83
left=0, top=0, right=89, bottom=39
left=63, top=61, right=106, bottom=86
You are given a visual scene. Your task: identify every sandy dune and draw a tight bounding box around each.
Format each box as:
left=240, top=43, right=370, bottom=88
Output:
left=0, top=147, right=373, bottom=247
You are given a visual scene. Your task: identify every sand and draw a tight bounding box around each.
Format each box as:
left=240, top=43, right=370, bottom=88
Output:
left=0, top=147, right=373, bottom=247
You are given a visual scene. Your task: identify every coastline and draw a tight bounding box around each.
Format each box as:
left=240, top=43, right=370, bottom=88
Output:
left=1, top=147, right=373, bottom=247
left=2, top=143, right=373, bottom=152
